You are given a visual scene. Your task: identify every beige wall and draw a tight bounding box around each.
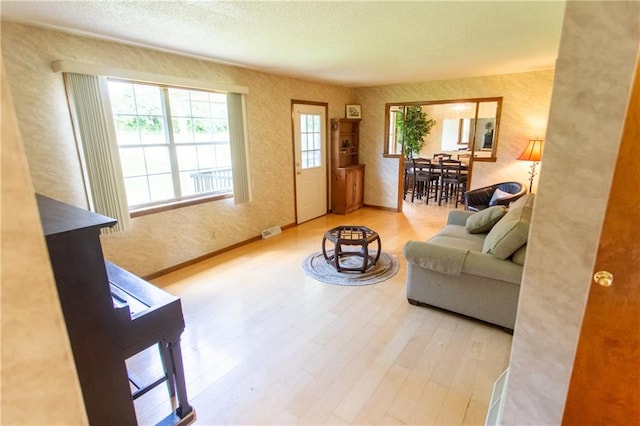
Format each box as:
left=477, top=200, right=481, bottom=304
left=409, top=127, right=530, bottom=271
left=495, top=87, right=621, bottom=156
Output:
left=1, top=67, right=87, bottom=424
left=1, top=22, right=354, bottom=276
left=2, top=22, right=555, bottom=276
left=355, top=70, right=554, bottom=208
left=504, top=2, right=640, bottom=424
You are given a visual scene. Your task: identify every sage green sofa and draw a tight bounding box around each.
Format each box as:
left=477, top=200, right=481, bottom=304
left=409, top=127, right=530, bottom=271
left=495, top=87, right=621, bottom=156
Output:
left=403, top=193, right=534, bottom=330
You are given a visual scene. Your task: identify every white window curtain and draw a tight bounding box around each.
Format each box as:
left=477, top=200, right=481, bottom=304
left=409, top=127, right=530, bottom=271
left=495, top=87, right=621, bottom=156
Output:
left=227, top=92, right=252, bottom=204
left=64, top=72, right=130, bottom=233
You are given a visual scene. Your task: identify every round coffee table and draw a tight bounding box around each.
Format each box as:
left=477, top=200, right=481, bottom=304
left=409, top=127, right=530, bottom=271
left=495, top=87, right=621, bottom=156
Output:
left=322, top=226, right=381, bottom=273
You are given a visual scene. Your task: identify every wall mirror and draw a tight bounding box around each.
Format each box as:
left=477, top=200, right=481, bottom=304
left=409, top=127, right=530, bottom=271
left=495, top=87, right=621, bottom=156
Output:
left=384, top=97, right=502, bottom=162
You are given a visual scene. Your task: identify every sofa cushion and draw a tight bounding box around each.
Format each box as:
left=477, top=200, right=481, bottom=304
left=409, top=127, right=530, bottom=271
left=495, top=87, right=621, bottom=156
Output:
left=465, top=205, right=508, bottom=234
left=511, top=244, right=527, bottom=266
left=436, top=224, right=487, bottom=246
left=489, top=188, right=512, bottom=206
left=429, top=235, right=484, bottom=252
left=462, top=250, right=524, bottom=284
left=483, top=193, right=535, bottom=259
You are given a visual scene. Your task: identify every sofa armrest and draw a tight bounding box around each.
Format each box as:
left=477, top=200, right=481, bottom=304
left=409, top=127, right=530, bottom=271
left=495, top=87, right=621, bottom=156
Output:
left=403, top=241, right=468, bottom=275
left=447, top=210, right=475, bottom=226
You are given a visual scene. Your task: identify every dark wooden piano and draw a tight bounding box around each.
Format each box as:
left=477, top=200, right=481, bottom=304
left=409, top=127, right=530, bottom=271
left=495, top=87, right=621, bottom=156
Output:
left=37, top=194, right=195, bottom=426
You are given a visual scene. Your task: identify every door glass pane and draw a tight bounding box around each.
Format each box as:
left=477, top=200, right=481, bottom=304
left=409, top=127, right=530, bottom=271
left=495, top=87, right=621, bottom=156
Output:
left=299, top=114, right=321, bottom=169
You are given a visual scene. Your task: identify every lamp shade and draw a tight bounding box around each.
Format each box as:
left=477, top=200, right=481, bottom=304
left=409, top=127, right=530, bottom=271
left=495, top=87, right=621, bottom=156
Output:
left=517, top=139, right=544, bottom=162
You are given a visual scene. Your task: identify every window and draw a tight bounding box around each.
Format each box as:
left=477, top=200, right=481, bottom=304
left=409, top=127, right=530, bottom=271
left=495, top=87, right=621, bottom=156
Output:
left=108, top=80, right=233, bottom=209
left=459, top=118, right=471, bottom=145
left=387, top=106, right=403, bottom=156
left=59, top=66, right=249, bottom=231
left=299, top=114, right=322, bottom=169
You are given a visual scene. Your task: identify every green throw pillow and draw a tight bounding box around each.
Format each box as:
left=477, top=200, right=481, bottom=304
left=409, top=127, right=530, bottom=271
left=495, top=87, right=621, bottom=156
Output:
left=465, top=205, right=508, bottom=234
left=483, top=194, right=535, bottom=259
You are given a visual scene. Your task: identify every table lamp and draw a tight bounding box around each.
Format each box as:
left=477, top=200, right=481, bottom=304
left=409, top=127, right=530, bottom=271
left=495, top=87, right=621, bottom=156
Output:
left=517, top=139, right=544, bottom=193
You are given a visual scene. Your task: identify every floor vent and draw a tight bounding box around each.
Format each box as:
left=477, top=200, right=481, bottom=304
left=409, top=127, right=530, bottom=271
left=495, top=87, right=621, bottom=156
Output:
left=261, top=226, right=282, bottom=239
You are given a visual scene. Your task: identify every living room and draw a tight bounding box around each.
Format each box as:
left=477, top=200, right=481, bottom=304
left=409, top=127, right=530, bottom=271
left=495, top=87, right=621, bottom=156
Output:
left=2, top=2, right=639, bottom=425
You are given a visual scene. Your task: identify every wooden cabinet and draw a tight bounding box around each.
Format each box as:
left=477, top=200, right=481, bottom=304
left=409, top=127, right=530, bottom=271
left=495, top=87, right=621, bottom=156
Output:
left=331, top=118, right=364, bottom=214
left=332, top=164, right=365, bottom=214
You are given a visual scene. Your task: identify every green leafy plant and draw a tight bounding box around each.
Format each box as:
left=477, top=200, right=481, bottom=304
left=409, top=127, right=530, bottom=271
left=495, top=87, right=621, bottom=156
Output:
left=396, top=106, right=436, bottom=158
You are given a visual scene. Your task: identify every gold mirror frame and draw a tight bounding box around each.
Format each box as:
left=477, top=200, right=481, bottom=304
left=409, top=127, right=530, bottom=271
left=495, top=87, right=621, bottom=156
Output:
left=384, top=97, right=503, bottom=162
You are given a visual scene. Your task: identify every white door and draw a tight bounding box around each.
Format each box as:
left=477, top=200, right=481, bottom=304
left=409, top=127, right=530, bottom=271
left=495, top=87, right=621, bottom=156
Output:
left=293, top=103, right=327, bottom=223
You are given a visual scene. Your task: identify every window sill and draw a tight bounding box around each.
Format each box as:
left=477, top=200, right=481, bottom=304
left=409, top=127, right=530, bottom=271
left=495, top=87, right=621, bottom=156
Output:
left=130, top=193, right=233, bottom=218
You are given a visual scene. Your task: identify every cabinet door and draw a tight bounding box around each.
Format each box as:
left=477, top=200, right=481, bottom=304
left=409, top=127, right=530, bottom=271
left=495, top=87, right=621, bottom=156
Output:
left=352, top=166, right=365, bottom=209
left=331, top=166, right=364, bottom=214
left=344, top=169, right=356, bottom=212
left=331, top=169, right=347, bottom=214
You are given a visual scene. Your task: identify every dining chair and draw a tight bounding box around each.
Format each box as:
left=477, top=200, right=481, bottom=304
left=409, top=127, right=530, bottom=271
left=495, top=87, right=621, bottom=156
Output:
left=411, top=158, right=439, bottom=204
left=438, top=159, right=467, bottom=207
left=433, top=153, right=453, bottom=162
left=403, top=160, right=414, bottom=200
left=404, top=157, right=430, bottom=200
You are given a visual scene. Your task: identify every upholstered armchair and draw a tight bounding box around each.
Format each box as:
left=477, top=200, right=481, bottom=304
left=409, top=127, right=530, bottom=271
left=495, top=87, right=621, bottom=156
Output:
left=464, top=182, right=527, bottom=211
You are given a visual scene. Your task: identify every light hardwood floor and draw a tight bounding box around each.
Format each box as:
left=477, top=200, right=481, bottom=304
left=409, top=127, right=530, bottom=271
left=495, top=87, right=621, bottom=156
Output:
left=130, top=201, right=512, bottom=425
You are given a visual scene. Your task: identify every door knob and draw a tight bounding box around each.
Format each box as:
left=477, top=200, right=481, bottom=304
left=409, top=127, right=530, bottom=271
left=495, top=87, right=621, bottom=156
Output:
left=593, top=271, right=613, bottom=287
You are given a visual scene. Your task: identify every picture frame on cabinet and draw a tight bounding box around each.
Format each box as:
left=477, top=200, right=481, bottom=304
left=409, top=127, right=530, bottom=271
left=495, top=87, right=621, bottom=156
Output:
left=346, top=104, right=362, bottom=119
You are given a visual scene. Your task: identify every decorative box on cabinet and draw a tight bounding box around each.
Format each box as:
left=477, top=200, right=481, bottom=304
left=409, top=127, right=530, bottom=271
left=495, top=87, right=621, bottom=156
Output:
left=331, top=118, right=365, bottom=214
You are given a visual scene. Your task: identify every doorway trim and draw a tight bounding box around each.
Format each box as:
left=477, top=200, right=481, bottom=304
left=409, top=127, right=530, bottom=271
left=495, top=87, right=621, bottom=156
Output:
left=291, top=99, right=329, bottom=223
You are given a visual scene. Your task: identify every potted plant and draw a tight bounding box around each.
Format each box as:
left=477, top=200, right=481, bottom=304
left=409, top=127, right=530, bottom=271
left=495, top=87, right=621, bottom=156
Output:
left=396, top=105, right=436, bottom=158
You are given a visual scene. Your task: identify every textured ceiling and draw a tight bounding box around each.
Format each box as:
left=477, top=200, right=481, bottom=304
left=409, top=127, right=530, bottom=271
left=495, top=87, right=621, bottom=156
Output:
left=0, top=1, right=566, bottom=87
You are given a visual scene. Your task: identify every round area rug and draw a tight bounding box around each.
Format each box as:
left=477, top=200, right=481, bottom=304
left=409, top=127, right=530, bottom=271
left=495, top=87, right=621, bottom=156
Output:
left=301, top=251, right=399, bottom=286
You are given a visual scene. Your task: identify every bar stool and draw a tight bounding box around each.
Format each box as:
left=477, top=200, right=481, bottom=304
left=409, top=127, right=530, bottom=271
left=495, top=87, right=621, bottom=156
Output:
left=412, top=158, right=439, bottom=204
left=438, top=160, right=467, bottom=208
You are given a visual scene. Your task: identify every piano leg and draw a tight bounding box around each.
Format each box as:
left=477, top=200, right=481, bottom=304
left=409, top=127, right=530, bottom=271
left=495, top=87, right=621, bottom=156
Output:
left=158, top=341, right=176, bottom=398
left=165, top=336, right=193, bottom=418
